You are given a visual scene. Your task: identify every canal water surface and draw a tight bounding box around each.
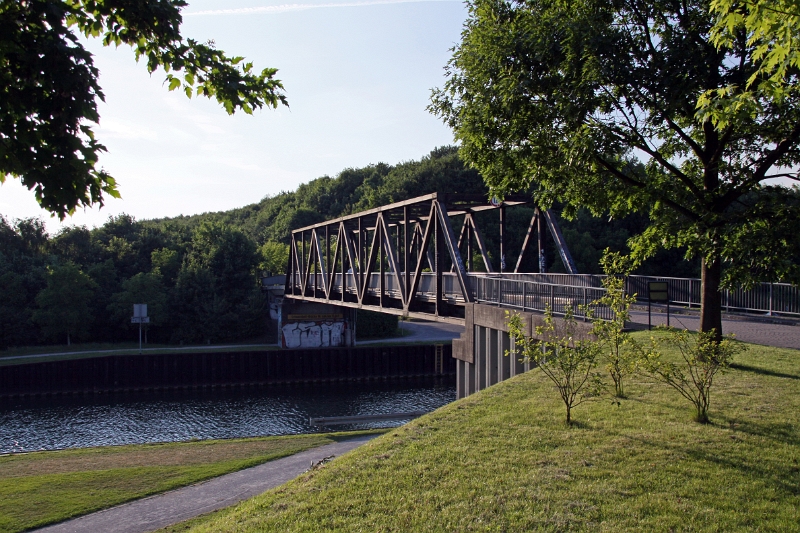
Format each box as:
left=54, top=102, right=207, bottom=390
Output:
left=0, top=377, right=455, bottom=454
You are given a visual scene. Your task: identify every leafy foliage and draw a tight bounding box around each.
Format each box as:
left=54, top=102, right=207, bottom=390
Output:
left=0, top=0, right=287, bottom=219
left=430, top=0, right=800, bottom=337
left=32, top=262, right=97, bottom=345
left=700, top=0, right=800, bottom=126
left=108, top=272, right=169, bottom=332
left=507, top=307, right=604, bottom=424
left=641, top=329, right=745, bottom=423
left=356, top=310, right=399, bottom=339
left=258, top=241, right=290, bottom=275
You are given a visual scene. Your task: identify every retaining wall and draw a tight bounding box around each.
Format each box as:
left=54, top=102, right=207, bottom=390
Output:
left=0, top=344, right=454, bottom=397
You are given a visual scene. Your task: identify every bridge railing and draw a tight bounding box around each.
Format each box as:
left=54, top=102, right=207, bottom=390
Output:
left=468, top=275, right=613, bottom=320
left=492, top=274, right=800, bottom=317
left=625, top=276, right=800, bottom=317
left=288, top=272, right=799, bottom=318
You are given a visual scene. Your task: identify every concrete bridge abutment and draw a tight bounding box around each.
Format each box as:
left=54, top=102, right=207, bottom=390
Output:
left=452, top=303, right=588, bottom=399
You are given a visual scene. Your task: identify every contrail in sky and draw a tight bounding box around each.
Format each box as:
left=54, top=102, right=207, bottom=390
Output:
left=186, top=0, right=459, bottom=16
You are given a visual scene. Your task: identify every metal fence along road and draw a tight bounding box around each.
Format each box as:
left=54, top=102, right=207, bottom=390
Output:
left=496, top=274, right=799, bottom=317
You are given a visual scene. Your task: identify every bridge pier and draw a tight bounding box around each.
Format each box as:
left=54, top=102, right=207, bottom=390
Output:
left=454, top=303, right=584, bottom=400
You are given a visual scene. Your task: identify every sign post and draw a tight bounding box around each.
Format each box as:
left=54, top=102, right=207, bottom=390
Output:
left=131, top=304, right=150, bottom=353
left=647, top=282, right=670, bottom=330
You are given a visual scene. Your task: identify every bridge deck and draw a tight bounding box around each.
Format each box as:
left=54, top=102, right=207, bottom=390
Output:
left=286, top=272, right=612, bottom=323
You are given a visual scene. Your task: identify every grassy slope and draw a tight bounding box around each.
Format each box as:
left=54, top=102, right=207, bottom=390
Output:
left=0, top=431, right=381, bottom=533
left=161, top=337, right=800, bottom=532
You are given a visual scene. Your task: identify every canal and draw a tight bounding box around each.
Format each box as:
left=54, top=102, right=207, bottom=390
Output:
left=0, top=377, right=455, bottom=454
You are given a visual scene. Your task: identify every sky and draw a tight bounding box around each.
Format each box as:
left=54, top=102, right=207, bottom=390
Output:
left=1, top=0, right=468, bottom=232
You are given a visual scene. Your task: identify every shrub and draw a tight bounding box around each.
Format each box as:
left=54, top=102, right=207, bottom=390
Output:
left=641, top=329, right=745, bottom=423
left=507, top=306, right=604, bottom=424
left=356, top=310, right=399, bottom=339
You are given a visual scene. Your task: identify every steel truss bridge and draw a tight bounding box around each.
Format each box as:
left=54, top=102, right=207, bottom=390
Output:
left=283, top=192, right=800, bottom=323
left=284, top=193, right=593, bottom=323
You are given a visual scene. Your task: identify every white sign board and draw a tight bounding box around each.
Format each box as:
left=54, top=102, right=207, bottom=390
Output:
left=131, top=316, right=151, bottom=324
left=133, top=304, right=148, bottom=318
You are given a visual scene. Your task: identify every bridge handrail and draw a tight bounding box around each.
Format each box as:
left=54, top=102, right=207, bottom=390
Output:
left=285, top=272, right=799, bottom=318
left=468, top=275, right=614, bottom=321
left=469, top=273, right=799, bottom=317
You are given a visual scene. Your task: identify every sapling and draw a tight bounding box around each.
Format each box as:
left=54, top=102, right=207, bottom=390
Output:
left=590, top=250, right=641, bottom=398
left=507, top=306, right=604, bottom=424
left=641, top=329, right=745, bottom=423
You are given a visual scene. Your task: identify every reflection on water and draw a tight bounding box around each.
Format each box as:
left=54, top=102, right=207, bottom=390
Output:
left=0, top=377, right=455, bottom=453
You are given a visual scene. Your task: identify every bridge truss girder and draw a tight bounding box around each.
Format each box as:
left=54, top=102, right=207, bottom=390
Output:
left=284, top=192, right=575, bottom=321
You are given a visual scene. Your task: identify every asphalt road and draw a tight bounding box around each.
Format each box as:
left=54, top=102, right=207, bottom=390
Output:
left=628, top=309, right=800, bottom=349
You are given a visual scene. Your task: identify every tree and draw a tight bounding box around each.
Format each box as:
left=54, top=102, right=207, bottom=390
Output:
left=259, top=241, right=290, bottom=275
left=33, top=262, right=97, bottom=345
left=590, top=251, right=641, bottom=398
left=430, top=0, right=800, bottom=340
left=507, top=307, right=603, bottom=424
left=108, top=271, right=168, bottom=338
left=173, top=222, right=263, bottom=343
left=0, top=260, right=33, bottom=349
left=1, top=1, right=287, bottom=219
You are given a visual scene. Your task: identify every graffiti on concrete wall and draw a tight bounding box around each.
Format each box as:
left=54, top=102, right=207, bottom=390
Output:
left=281, top=320, right=347, bottom=348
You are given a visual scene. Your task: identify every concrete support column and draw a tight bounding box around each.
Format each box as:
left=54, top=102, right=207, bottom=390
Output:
left=466, top=357, right=476, bottom=396
left=500, top=331, right=511, bottom=380
left=510, top=336, right=525, bottom=377
left=487, top=328, right=499, bottom=388
left=456, top=359, right=465, bottom=399
left=476, top=325, right=487, bottom=391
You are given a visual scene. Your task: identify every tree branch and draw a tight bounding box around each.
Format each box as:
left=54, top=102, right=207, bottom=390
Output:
left=594, top=155, right=701, bottom=221
left=716, top=121, right=800, bottom=209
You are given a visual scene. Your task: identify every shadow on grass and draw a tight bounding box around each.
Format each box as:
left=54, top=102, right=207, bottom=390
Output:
left=567, top=420, right=594, bottom=429
left=718, top=418, right=800, bottom=447
left=626, top=430, right=800, bottom=496
left=731, top=363, right=800, bottom=381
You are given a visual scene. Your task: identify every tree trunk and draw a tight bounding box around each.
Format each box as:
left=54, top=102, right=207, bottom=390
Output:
left=700, top=255, right=723, bottom=341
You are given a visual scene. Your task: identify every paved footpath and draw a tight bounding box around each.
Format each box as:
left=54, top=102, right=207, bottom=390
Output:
left=359, top=319, right=465, bottom=345
left=628, top=310, right=800, bottom=350
left=34, top=435, right=378, bottom=533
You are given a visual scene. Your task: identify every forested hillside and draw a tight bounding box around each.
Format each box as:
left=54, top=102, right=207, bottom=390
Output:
left=0, top=147, right=697, bottom=350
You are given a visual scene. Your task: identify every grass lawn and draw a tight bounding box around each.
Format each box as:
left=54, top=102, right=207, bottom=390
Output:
left=158, top=335, right=800, bottom=532
left=0, top=431, right=383, bottom=533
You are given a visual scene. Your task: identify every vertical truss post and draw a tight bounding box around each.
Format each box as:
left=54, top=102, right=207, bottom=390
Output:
left=340, top=225, right=346, bottom=302
left=499, top=204, right=506, bottom=273
left=357, top=217, right=363, bottom=298
left=286, top=235, right=295, bottom=296
left=379, top=215, right=385, bottom=308
left=435, top=205, right=442, bottom=316
left=312, top=230, right=318, bottom=297
left=301, top=232, right=306, bottom=290
left=403, top=205, right=410, bottom=307
left=536, top=207, right=545, bottom=273
left=325, top=225, right=330, bottom=299
left=467, top=217, right=473, bottom=272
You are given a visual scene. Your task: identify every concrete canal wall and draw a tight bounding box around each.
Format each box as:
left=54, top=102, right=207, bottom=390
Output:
left=0, top=344, right=454, bottom=398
